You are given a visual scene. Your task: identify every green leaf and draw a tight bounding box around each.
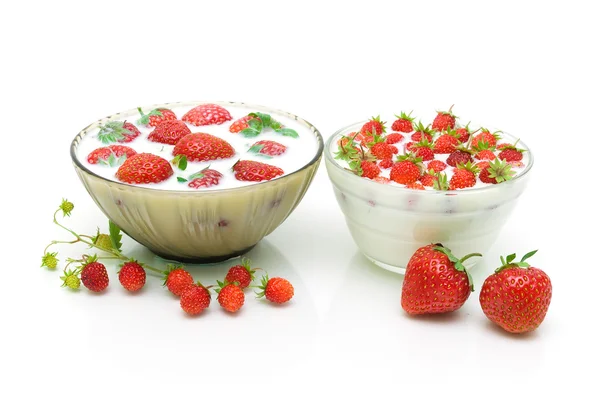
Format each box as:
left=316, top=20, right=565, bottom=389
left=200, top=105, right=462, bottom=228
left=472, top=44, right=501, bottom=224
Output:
left=248, top=144, right=264, bottom=154
left=149, top=109, right=163, bottom=117
left=252, top=112, right=272, bottom=127
left=177, top=177, right=188, bottom=183
left=240, top=127, right=262, bottom=138
left=520, top=250, right=538, bottom=263
left=275, top=128, right=299, bottom=138
left=108, top=220, right=123, bottom=251
left=247, top=118, right=263, bottom=131
left=506, top=253, right=517, bottom=264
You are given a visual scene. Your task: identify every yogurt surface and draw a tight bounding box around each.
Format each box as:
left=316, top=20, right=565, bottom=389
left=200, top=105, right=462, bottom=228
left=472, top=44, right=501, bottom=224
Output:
left=76, top=102, right=320, bottom=191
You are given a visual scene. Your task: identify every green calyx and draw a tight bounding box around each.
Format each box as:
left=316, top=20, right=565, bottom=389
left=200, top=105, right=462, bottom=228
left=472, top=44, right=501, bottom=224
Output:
left=215, top=279, right=239, bottom=294
left=136, top=107, right=164, bottom=125
left=485, top=158, right=516, bottom=183
left=436, top=104, right=456, bottom=118
left=171, top=155, right=188, bottom=171
left=41, top=252, right=59, bottom=269
left=456, top=160, right=480, bottom=174
left=162, top=264, right=187, bottom=286
left=97, top=121, right=134, bottom=144
left=254, top=273, right=270, bottom=299
left=61, top=268, right=81, bottom=289
left=414, top=120, right=434, bottom=135
left=367, top=115, right=387, bottom=134
left=495, top=250, right=538, bottom=273
left=433, top=245, right=482, bottom=291
left=99, top=151, right=127, bottom=167
left=241, top=112, right=299, bottom=138
left=366, top=133, right=385, bottom=147
left=240, top=257, right=256, bottom=281
left=59, top=199, right=74, bottom=217
left=334, top=133, right=360, bottom=162
left=394, top=110, right=415, bottom=122
left=471, top=140, right=494, bottom=152
left=412, top=138, right=434, bottom=149
left=433, top=172, right=449, bottom=191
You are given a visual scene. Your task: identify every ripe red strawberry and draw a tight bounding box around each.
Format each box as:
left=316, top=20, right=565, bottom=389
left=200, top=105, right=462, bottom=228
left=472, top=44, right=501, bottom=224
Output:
left=248, top=140, right=287, bottom=156
left=80, top=257, right=109, bottom=292
left=385, top=132, right=404, bottom=144
left=360, top=116, right=386, bottom=136
left=476, top=161, right=491, bottom=171
left=97, top=121, right=141, bottom=144
left=87, top=145, right=137, bottom=165
left=390, top=153, right=422, bottom=184
left=446, top=147, right=474, bottom=167
left=358, top=160, right=381, bottom=179
left=182, top=103, right=232, bottom=126
left=449, top=161, right=479, bottom=189
left=229, top=115, right=259, bottom=133
left=471, top=129, right=500, bottom=148
left=404, top=142, right=416, bottom=152
left=232, top=160, right=284, bottom=181
left=180, top=282, right=212, bottom=315
left=472, top=141, right=496, bottom=161
left=401, top=244, right=481, bottom=314
left=479, top=159, right=515, bottom=184
left=118, top=261, right=146, bottom=292
left=479, top=250, right=552, bottom=333
left=405, top=182, right=425, bottom=190
left=256, top=274, right=294, bottom=304
left=455, top=122, right=474, bottom=143
left=410, top=139, right=435, bottom=161
left=224, top=258, right=256, bottom=289
left=373, top=176, right=391, bottom=184
left=498, top=142, right=525, bottom=162
left=116, top=153, right=173, bottom=184
left=217, top=281, right=245, bottom=312
left=427, top=160, right=447, bottom=173
left=136, top=107, right=178, bottom=127
left=434, top=132, right=460, bottom=154
left=379, top=158, right=394, bottom=169
left=148, top=120, right=192, bottom=145
left=187, top=168, right=224, bottom=189
left=432, top=105, right=457, bottom=131
left=411, top=121, right=434, bottom=142
left=370, top=142, right=396, bottom=160
left=163, top=265, right=195, bottom=296
left=391, top=111, right=414, bottom=133
left=419, top=170, right=436, bottom=187
left=173, top=133, right=235, bottom=162
left=496, top=143, right=512, bottom=150
left=420, top=171, right=449, bottom=190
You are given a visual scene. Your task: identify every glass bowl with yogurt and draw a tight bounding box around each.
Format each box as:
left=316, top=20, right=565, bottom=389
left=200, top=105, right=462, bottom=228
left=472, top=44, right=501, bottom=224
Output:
left=324, top=110, right=533, bottom=274
left=71, top=101, right=323, bottom=263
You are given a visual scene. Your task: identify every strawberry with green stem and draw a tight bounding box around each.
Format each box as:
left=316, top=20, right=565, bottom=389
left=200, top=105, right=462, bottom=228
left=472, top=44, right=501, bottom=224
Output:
left=236, top=112, right=299, bottom=138
left=390, top=152, right=423, bottom=184
left=180, top=282, right=212, bottom=315
left=163, top=264, right=195, bottom=296
left=479, top=158, right=515, bottom=184
left=471, top=128, right=501, bottom=148
left=449, top=161, right=480, bottom=189
left=360, top=116, right=386, bottom=137
left=432, top=105, right=457, bottom=132
left=334, top=133, right=360, bottom=162
left=97, top=121, right=141, bottom=144
left=255, top=274, right=294, bottom=304
left=216, top=280, right=245, bottom=312
left=411, top=121, right=434, bottom=142
left=498, top=139, right=525, bottom=162
left=137, top=107, right=178, bottom=127
left=225, top=258, right=258, bottom=289
left=391, top=111, right=415, bottom=133
left=410, top=138, right=435, bottom=161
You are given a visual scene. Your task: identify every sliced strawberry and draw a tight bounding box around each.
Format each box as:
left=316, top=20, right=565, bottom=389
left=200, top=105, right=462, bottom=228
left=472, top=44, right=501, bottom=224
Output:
left=116, top=153, right=173, bottom=184
left=136, top=107, right=178, bottom=127
left=87, top=145, right=137, bottom=165
left=182, top=104, right=232, bottom=126
left=232, top=160, right=284, bottom=182
left=148, top=120, right=192, bottom=145
left=173, top=133, right=235, bottom=162
left=248, top=140, right=287, bottom=156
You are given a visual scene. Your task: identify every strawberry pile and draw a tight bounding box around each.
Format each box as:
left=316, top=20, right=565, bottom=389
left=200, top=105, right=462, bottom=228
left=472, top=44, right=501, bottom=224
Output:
left=334, top=106, right=527, bottom=190
left=86, top=104, right=299, bottom=188
left=401, top=244, right=552, bottom=334
left=42, top=200, right=295, bottom=316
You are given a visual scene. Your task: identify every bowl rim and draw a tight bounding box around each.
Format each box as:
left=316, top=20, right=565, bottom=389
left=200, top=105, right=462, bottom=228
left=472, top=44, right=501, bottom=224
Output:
left=324, top=119, right=534, bottom=195
left=70, top=100, right=324, bottom=194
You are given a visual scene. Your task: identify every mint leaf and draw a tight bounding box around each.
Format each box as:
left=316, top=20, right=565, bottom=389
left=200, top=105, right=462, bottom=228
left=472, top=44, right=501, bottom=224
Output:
left=275, top=128, right=299, bottom=138
left=108, top=220, right=123, bottom=251
left=248, top=144, right=264, bottom=154
left=251, top=112, right=272, bottom=127
left=177, top=177, right=188, bottom=183
left=240, top=127, right=262, bottom=138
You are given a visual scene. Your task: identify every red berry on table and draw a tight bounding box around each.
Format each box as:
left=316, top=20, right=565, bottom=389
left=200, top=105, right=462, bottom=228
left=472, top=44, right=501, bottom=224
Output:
left=182, top=103, right=232, bottom=126
left=180, top=282, right=212, bottom=315
left=411, top=121, right=434, bottom=142
left=224, top=258, right=256, bottom=289
left=148, top=120, right=192, bottom=145
left=248, top=140, right=287, bottom=157
left=401, top=244, right=481, bottom=314
left=360, top=116, right=386, bottom=136
left=87, top=145, right=137, bottom=165
left=229, top=115, right=259, bottom=133
left=410, top=139, right=435, bottom=161
left=479, top=250, right=552, bottom=333
left=163, top=265, right=195, bottom=297
left=97, top=121, right=141, bottom=144
left=217, top=281, right=245, bottom=313
left=385, top=132, right=404, bottom=144
left=173, top=133, right=236, bottom=162
left=256, top=274, right=294, bottom=304
left=479, top=158, right=515, bottom=184
left=186, top=168, right=224, bottom=189
left=136, top=107, right=178, bottom=127
left=433, top=131, right=460, bottom=154
left=427, top=160, right=447, bottom=173
left=449, top=161, right=479, bottom=189
left=390, top=153, right=423, bottom=184
left=116, top=153, right=173, bottom=184
left=118, top=261, right=146, bottom=292
left=80, top=257, right=109, bottom=293
left=432, top=105, right=457, bottom=131
left=232, top=160, right=284, bottom=182
left=391, top=111, right=415, bottom=133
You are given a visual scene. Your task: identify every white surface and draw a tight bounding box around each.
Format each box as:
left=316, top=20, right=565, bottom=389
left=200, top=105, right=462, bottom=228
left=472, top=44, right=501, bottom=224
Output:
left=1, top=1, right=599, bottom=399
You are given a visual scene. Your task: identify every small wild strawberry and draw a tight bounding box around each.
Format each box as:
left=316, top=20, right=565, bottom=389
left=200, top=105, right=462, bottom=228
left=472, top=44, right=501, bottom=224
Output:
left=256, top=274, right=294, bottom=304
left=92, top=230, right=114, bottom=252
left=479, top=159, right=515, bottom=184
left=61, top=268, right=81, bottom=289
left=498, top=140, right=525, bottom=162
left=80, top=256, right=109, bottom=293
left=449, top=161, right=479, bottom=190
left=118, top=261, right=146, bottom=292
left=217, top=281, right=245, bottom=312
left=385, top=132, right=404, bottom=144
left=391, top=111, right=414, bottom=133
left=163, top=265, right=195, bottom=296
left=432, top=105, right=457, bottom=131
left=360, top=116, right=386, bottom=136
left=225, top=258, right=257, bottom=289
left=390, top=153, right=422, bottom=184
left=41, top=252, right=59, bottom=269
left=59, top=199, right=74, bottom=217
left=180, top=282, right=212, bottom=315
left=411, top=121, right=434, bottom=142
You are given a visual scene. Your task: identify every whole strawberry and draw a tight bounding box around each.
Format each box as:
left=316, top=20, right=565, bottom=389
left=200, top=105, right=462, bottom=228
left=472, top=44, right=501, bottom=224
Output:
left=248, top=140, right=287, bottom=156
left=225, top=258, right=257, bottom=289
left=411, top=121, right=434, bottom=142
left=446, top=146, right=474, bottom=167
left=455, top=122, right=473, bottom=143
left=182, top=103, right=232, bottom=126
left=401, top=244, right=481, bottom=314
left=118, top=261, right=146, bottom=292
left=432, top=105, right=457, bottom=131
left=80, top=257, right=109, bottom=292
left=471, top=129, right=500, bottom=148
left=498, top=142, right=525, bottom=162
left=137, top=107, right=178, bottom=127
left=480, top=251, right=552, bottom=333
left=390, top=153, right=422, bottom=184
left=370, top=142, right=396, bottom=160
left=385, top=132, right=404, bottom=144
left=148, top=120, right=192, bottom=145
left=256, top=274, right=294, bottom=304
left=61, top=268, right=81, bottom=289
left=173, top=133, right=235, bottom=162
left=180, top=282, right=212, bottom=315
left=217, top=281, right=245, bottom=312
left=163, top=265, right=195, bottom=296
left=427, top=160, right=447, bottom=173
left=116, top=153, right=173, bottom=184
left=410, top=139, right=435, bottom=161
left=360, top=116, right=386, bottom=136
left=433, top=131, right=460, bottom=154
left=391, top=111, right=414, bottom=133
left=449, top=161, right=479, bottom=190
left=232, top=160, right=284, bottom=182
left=479, top=159, right=515, bottom=184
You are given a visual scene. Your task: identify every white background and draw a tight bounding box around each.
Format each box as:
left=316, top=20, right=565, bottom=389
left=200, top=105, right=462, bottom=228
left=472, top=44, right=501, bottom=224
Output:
left=1, top=1, right=599, bottom=398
